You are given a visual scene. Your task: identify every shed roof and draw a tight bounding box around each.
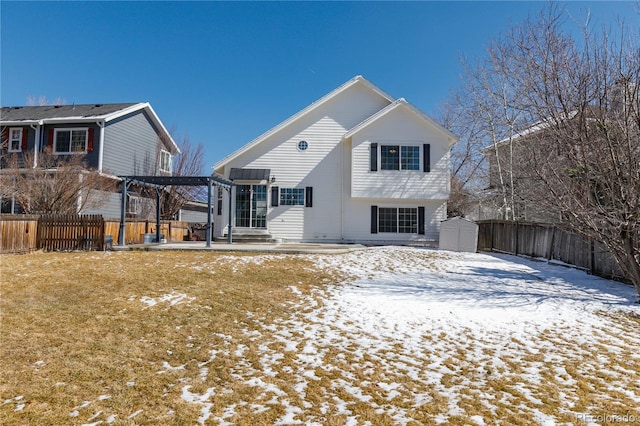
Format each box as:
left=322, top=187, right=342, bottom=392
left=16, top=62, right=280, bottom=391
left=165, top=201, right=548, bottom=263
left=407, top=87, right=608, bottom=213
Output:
left=229, top=168, right=271, bottom=181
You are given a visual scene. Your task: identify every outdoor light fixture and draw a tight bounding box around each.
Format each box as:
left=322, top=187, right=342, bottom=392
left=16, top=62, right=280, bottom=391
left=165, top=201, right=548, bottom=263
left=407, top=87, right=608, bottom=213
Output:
left=270, top=175, right=276, bottom=183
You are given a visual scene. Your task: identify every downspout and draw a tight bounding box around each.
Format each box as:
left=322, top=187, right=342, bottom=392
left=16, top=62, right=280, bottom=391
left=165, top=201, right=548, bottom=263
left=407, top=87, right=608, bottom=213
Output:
left=77, top=173, right=84, bottom=213
left=340, top=137, right=345, bottom=240
left=97, top=121, right=105, bottom=173
left=31, top=122, right=42, bottom=168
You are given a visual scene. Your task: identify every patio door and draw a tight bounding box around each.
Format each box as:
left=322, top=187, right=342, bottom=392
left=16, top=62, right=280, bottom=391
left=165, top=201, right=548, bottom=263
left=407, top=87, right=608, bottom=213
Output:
left=235, top=184, right=267, bottom=228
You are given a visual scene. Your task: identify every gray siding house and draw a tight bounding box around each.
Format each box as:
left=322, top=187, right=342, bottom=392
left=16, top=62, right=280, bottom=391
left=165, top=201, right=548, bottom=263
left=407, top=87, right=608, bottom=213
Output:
left=0, top=103, right=180, bottom=218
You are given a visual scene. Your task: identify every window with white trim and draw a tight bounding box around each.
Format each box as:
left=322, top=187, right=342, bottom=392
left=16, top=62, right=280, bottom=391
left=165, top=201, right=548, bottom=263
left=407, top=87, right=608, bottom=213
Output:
left=159, top=150, right=172, bottom=173
left=54, top=128, right=88, bottom=153
left=9, top=128, right=23, bottom=152
left=279, top=188, right=305, bottom=206
left=127, top=195, right=141, bottom=215
left=379, top=207, right=418, bottom=233
left=380, top=145, right=420, bottom=171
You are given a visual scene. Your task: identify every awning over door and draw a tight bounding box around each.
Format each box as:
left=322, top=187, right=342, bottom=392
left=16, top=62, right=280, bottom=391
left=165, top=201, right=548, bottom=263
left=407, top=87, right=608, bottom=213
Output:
left=229, top=168, right=271, bottom=181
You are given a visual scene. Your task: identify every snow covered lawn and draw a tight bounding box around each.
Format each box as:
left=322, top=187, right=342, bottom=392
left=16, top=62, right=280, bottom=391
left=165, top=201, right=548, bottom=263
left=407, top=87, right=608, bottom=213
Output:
left=182, top=247, right=640, bottom=425
left=2, top=247, right=638, bottom=425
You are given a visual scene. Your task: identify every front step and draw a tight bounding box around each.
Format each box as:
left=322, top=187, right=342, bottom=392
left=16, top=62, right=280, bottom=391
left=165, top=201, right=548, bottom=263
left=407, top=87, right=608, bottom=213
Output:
left=217, top=229, right=278, bottom=243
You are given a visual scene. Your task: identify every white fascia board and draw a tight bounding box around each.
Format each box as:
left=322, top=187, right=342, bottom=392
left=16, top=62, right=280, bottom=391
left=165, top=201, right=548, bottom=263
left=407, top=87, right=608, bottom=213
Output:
left=212, top=75, right=395, bottom=172
left=141, top=103, right=180, bottom=154
left=344, top=98, right=459, bottom=145
left=1, top=120, right=42, bottom=125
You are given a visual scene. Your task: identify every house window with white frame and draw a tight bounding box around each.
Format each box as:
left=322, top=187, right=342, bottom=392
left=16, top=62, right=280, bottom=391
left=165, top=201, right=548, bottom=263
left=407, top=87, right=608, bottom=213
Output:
left=380, top=145, right=420, bottom=171
left=280, top=188, right=305, bottom=206
left=379, top=207, right=418, bottom=233
left=159, top=150, right=172, bottom=173
left=8, top=128, right=23, bottom=152
left=54, top=128, right=88, bottom=153
left=127, top=195, right=141, bottom=215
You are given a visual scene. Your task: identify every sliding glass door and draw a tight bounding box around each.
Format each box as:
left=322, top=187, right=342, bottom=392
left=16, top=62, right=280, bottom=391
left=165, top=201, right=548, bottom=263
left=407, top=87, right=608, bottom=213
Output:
left=235, top=184, right=267, bottom=228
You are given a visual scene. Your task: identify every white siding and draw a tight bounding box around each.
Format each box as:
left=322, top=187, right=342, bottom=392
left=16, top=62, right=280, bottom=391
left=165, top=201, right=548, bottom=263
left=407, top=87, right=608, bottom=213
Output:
left=80, top=190, right=122, bottom=220
left=218, top=83, right=390, bottom=241
left=102, top=111, right=163, bottom=176
left=215, top=78, right=453, bottom=244
left=342, top=199, right=446, bottom=244
left=351, top=107, right=451, bottom=200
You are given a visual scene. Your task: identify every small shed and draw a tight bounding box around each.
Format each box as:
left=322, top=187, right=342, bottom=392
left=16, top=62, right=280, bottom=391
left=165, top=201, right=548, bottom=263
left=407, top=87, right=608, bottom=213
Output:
left=439, top=217, right=479, bottom=253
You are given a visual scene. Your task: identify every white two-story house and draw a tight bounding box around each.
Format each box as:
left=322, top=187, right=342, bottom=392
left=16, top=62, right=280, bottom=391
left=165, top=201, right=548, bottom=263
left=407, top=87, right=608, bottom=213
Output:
left=212, top=75, right=458, bottom=244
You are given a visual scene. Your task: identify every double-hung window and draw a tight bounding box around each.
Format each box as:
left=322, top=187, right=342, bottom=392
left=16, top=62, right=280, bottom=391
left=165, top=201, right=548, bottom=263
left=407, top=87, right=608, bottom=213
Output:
left=9, top=128, right=23, bottom=152
left=378, top=207, right=418, bottom=233
left=159, top=150, right=172, bottom=173
left=280, top=188, right=305, bottom=206
left=54, top=129, right=88, bottom=154
left=380, top=145, right=420, bottom=171
left=127, top=195, right=141, bottom=215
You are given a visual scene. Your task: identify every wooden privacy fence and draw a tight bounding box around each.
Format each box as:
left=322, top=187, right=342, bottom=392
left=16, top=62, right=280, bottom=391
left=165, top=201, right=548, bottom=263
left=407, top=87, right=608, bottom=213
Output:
left=0, top=215, right=39, bottom=253
left=104, top=220, right=190, bottom=245
left=477, top=220, right=627, bottom=282
left=0, top=215, right=191, bottom=253
left=37, top=214, right=105, bottom=252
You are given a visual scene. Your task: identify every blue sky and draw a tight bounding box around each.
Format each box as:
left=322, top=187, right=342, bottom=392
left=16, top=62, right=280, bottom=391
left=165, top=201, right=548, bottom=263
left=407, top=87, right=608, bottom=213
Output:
left=1, top=1, right=637, bottom=170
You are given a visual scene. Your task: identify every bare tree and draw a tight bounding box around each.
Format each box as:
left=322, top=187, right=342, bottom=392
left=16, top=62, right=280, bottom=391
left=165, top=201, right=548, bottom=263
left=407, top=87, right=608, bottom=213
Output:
left=445, top=4, right=640, bottom=296
left=1, top=149, right=115, bottom=214
left=26, top=96, right=66, bottom=106
left=159, top=134, right=206, bottom=220
left=439, top=91, right=488, bottom=217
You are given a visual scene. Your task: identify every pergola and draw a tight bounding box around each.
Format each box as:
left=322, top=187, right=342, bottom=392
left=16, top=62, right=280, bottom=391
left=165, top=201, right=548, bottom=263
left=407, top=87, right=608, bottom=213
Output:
left=117, top=175, right=235, bottom=247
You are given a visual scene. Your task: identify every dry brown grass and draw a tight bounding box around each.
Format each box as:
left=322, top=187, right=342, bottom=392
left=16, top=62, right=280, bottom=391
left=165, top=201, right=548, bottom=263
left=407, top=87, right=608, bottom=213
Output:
left=0, top=250, right=335, bottom=425
left=1, top=250, right=639, bottom=425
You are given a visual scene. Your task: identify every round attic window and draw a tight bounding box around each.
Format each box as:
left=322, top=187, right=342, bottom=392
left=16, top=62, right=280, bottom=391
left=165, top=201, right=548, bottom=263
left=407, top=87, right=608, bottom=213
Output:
left=297, top=140, right=309, bottom=151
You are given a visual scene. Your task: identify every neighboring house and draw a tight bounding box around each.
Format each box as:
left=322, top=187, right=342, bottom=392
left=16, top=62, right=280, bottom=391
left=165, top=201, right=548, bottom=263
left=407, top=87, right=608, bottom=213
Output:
left=468, top=78, right=639, bottom=223
left=0, top=103, right=179, bottom=218
left=213, top=75, right=458, bottom=244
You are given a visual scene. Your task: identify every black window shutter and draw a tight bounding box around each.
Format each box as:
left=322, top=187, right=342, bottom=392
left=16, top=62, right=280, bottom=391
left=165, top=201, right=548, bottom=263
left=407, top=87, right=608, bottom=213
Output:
left=271, top=186, right=279, bottom=207
left=371, top=206, right=378, bottom=234
left=418, top=207, right=425, bottom=235
left=305, top=186, right=313, bottom=207
left=370, top=143, right=378, bottom=171
left=423, top=144, right=431, bottom=173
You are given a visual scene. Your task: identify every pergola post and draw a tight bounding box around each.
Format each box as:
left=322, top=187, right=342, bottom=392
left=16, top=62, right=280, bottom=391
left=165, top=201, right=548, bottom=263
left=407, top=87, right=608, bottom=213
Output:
left=206, top=178, right=212, bottom=248
left=155, top=188, right=162, bottom=243
left=227, top=186, right=233, bottom=244
left=118, top=178, right=127, bottom=246
left=116, top=175, right=234, bottom=247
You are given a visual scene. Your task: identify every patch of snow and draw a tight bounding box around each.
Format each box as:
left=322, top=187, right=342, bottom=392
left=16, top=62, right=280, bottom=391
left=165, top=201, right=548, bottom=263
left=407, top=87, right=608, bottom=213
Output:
left=127, top=409, right=143, bottom=419
left=139, top=291, right=195, bottom=308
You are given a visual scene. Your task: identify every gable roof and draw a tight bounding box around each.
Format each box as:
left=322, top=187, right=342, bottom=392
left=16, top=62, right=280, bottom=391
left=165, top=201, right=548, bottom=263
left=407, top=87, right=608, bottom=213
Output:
left=213, top=75, right=394, bottom=171
left=1, top=103, right=138, bottom=121
left=343, top=98, right=459, bottom=144
left=0, top=102, right=179, bottom=153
